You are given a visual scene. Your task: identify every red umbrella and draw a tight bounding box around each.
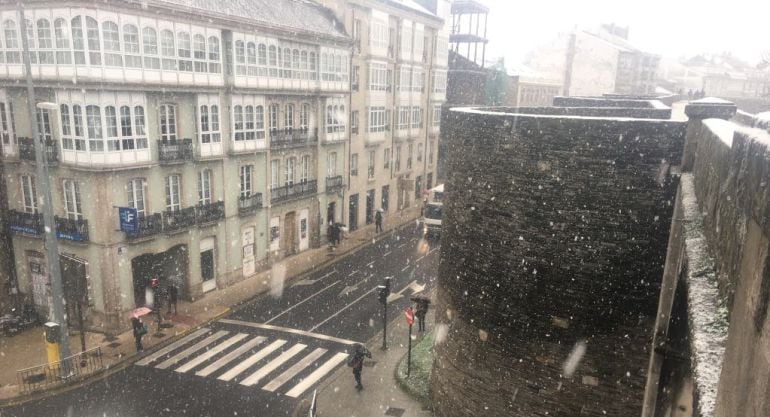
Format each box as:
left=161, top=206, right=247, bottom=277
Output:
left=128, top=307, right=152, bottom=319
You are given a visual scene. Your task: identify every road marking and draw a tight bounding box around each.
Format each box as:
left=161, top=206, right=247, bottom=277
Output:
left=285, top=353, right=349, bottom=398
left=135, top=328, right=210, bottom=366
left=309, top=287, right=376, bottom=332
left=265, top=280, right=341, bottom=324
left=262, top=348, right=328, bottom=392
left=397, top=243, right=406, bottom=248
left=416, top=255, right=425, bottom=262
left=196, top=336, right=266, bottom=377
left=366, top=261, right=375, bottom=268
left=429, top=247, right=439, bottom=255
left=291, top=270, right=337, bottom=288
left=383, top=251, right=392, bottom=257
left=348, top=270, right=359, bottom=277
left=219, top=319, right=358, bottom=345
left=156, top=331, right=229, bottom=370
left=401, top=265, right=410, bottom=272
left=387, top=281, right=427, bottom=303
left=217, top=339, right=286, bottom=382
left=240, top=344, right=307, bottom=386
left=174, top=333, right=249, bottom=373
left=339, top=281, right=362, bottom=297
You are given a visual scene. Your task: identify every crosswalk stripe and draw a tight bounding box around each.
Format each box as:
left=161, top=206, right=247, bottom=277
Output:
left=155, top=330, right=229, bottom=370
left=240, top=344, right=307, bottom=387
left=174, top=333, right=249, bottom=374
left=196, top=336, right=266, bottom=377
left=285, top=352, right=349, bottom=398
left=217, top=339, right=286, bottom=382
left=262, top=348, right=328, bottom=392
left=135, top=328, right=210, bottom=367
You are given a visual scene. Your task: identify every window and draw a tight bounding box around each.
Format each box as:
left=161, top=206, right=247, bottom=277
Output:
left=36, top=19, right=54, bottom=64
left=72, top=104, right=86, bottom=150
left=142, top=27, right=160, bottom=69
left=255, top=105, right=265, bottom=139
left=269, top=104, right=279, bottom=131
left=161, top=29, right=176, bottom=70
left=102, top=21, right=121, bottom=66
left=53, top=19, right=71, bottom=64
left=369, top=21, right=388, bottom=50
left=383, top=147, right=390, bottom=169
left=21, top=175, right=37, bottom=213
left=59, top=104, right=71, bottom=148
left=85, top=17, right=101, bottom=65
left=208, top=36, right=220, bottom=73
left=268, top=45, right=278, bottom=77
left=407, top=144, right=413, bottom=169
left=352, top=66, right=360, bottom=90
left=239, top=165, right=252, bottom=198
left=433, top=70, right=447, bottom=93
left=86, top=105, right=103, bottom=151
left=63, top=179, right=83, bottom=220
left=411, top=106, right=422, bottom=129
left=193, top=34, right=206, bottom=72
left=398, top=106, right=410, bottom=130
left=36, top=109, right=51, bottom=142
left=285, top=157, right=296, bottom=185
left=300, top=155, right=310, bottom=183
left=134, top=106, right=147, bottom=148
left=351, top=153, right=358, bottom=176
left=4, top=20, right=20, bottom=63
left=120, top=106, right=135, bottom=150
left=327, top=152, right=337, bottom=177
left=123, top=24, right=141, bottom=67
left=369, top=63, right=388, bottom=91
left=199, top=104, right=221, bottom=143
left=368, top=106, right=388, bottom=132
left=105, top=106, right=119, bottom=151
left=398, top=67, right=411, bottom=92
left=351, top=111, right=359, bottom=134
left=233, top=105, right=244, bottom=141
left=285, top=104, right=294, bottom=129
left=417, top=143, right=423, bottom=162
left=432, top=105, right=441, bottom=127
left=159, top=104, right=177, bottom=142
left=235, top=40, right=245, bottom=75
left=177, top=31, right=192, bottom=71
left=300, top=104, right=309, bottom=130
left=395, top=145, right=401, bottom=171
left=244, top=105, right=255, bottom=140
left=165, top=174, right=181, bottom=211
left=127, top=178, right=146, bottom=217
left=412, top=69, right=424, bottom=92
left=270, top=159, right=280, bottom=189
left=23, top=19, right=37, bottom=64
left=198, top=169, right=212, bottom=206
left=368, top=150, right=375, bottom=179
left=325, top=104, right=346, bottom=133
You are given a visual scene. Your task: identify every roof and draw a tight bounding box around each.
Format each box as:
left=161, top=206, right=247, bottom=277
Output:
left=150, top=0, right=348, bottom=39
left=506, top=62, right=561, bottom=85
left=385, top=0, right=435, bottom=16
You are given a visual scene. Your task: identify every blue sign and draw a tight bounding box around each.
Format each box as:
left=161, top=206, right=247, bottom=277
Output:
left=119, top=207, right=138, bottom=235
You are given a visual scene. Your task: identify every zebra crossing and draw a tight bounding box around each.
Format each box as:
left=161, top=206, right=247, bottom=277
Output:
left=135, top=326, right=352, bottom=399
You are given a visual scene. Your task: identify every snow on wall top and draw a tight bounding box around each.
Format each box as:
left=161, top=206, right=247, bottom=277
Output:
left=703, top=118, right=735, bottom=147
left=680, top=173, right=729, bottom=417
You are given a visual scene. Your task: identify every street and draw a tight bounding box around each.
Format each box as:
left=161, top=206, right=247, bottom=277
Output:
left=2, top=225, right=440, bottom=417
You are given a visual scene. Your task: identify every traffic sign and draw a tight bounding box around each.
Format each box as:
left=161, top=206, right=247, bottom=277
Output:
left=404, top=307, right=414, bottom=326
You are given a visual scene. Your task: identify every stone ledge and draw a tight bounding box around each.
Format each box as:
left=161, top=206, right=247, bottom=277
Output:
left=685, top=98, right=737, bottom=120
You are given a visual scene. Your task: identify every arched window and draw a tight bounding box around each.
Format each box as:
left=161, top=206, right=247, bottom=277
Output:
left=70, top=17, right=84, bottom=64
left=36, top=19, right=53, bottom=64
left=102, top=21, right=121, bottom=66
left=255, top=105, right=265, bottom=139
left=193, top=34, right=206, bottom=72
left=160, top=29, right=176, bottom=70
left=292, top=49, right=300, bottom=72
left=142, top=27, right=159, bottom=69
left=54, top=18, right=71, bottom=64
left=285, top=104, right=294, bottom=129
left=85, top=17, right=100, bottom=65
left=85, top=105, right=103, bottom=152
left=283, top=48, right=291, bottom=78
left=309, top=52, right=316, bottom=79
left=4, top=20, right=20, bottom=63
left=177, top=31, right=191, bottom=71
left=233, top=105, right=244, bottom=141
left=246, top=42, right=256, bottom=75
left=105, top=106, right=119, bottom=151
left=123, top=24, right=141, bottom=67
left=244, top=105, right=255, bottom=140
left=258, top=44, right=267, bottom=65
left=23, top=19, right=36, bottom=64
left=268, top=45, right=277, bottom=77
left=210, top=105, right=220, bottom=142
left=60, top=104, right=72, bottom=149
left=301, top=51, right=308, bottom=69
left=300, top=103, right=309, bottom=129
left=207, top=36, right=220, bottom=73
left=134, top=106, right=147, bottom=148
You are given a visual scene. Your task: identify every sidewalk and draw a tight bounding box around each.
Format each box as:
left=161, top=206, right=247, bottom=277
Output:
left=0, top=206, right=421, bottom=402
left=313, top=296, right=436, bottom=417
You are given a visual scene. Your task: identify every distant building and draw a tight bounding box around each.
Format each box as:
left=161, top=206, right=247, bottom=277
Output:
left=505, top=64, right=561, bottom=107
left=526, top=25, right=660, bottom=96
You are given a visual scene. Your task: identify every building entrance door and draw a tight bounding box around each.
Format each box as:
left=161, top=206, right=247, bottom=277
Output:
left=284, top=211, right=297, bottom=255
left=327, top=202, right=336, bottom=226
left=349, top=194, right=359, bottom=231
left=365, top=190, right=374, bottom=225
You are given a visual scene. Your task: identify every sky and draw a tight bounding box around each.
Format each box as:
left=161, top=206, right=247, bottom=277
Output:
left=481, top=0, right=770, bottom=66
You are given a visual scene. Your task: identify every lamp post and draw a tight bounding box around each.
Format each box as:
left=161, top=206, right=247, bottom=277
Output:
left=18, top=7, right=72, bottom=369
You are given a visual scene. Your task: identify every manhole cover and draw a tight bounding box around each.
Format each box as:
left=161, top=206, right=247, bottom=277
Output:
left=384, top=407, right=405, bottom=417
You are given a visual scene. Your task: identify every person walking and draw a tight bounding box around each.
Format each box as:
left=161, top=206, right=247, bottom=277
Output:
left=167, top=284, right=178, bottom=315
left=131, top=316, right=146, bottom=352
left=415, top=300, right=429, bottom=332
left=375, top=210, right=383, bottom=233
left=348, top=344, right=372, bottom=390
left=150, top=277, right=163, bottom=331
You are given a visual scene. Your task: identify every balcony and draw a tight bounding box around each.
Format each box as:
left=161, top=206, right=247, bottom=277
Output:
left=7, top=210, right=43, bottom=236
left=163, top=206, right=196, bottom=233
left=129, top=213, right=163, bottom=239
left=54, top=216, right=89, bottom=242
left=238, top=193, right=263, bottom=216
left=269, top=128, right=318, bottom=149
left=196, top=201, right=225, bottom=225
left=158, top=139, right=193, bottom=164
left=326, top=176, right=344, bottom=193
left=18, top=137, right=58, bottom=164
left=271, top=180, right=317, bottom=204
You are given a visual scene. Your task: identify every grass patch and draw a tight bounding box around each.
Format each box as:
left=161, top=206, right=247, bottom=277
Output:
left=395, top=330, right=434, bottom=408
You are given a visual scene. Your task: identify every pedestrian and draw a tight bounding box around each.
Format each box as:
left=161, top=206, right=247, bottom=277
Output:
left=167, top=284, right=178, bottom=315
left=150, top=277, right=163, bottom=330
left=415, top=300, right=429, bottom=332
left=375, top=210, right=383, bottom=233
left=131, top=316, right=147, bottom=352
left=347, top=343, right=372, bottom=391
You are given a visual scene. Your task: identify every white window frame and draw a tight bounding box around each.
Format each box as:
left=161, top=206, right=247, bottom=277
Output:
left=21, top=174, right=37, bottom=213
left=160, top=104, right=177, bottom=142
left=63, top=179, right=83, bottom=220
left=127, top=178, right=146, bottom=217
left=198, top=169, right=212, bottom=205
left=239, top=165, right=252, bottom=198
left=165, top=174, right=181, bottom=212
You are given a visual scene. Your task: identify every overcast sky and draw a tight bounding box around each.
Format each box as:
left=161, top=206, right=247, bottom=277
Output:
left=481, top=0, right=769, bottom=66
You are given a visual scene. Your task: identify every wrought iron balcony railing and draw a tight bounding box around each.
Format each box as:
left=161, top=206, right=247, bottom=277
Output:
left=7, top=210, right=43, bottom=236
left=18, top=137, right=58, bottom=164
left=163, top=206, right=196, bottom=232
left=325, top=175, right=344, bottom=193
left=129, top=213, right=163, bottom=239
left=269, top=128, right=318, bottom=149
left=54, top=216, right=89, bottom=242
left=271, top=180, right=317, bottom=204
left=196, top=201, right=225, bottom=225
left=157, top=139, right=193, bottom=163
left=238, top=193, right=263, bottom=216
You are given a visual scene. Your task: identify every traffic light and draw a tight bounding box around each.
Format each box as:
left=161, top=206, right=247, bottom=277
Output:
left=377, top=285, right=389, bottom=305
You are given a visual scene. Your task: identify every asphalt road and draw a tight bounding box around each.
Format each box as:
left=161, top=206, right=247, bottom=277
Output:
left=2, top=224, right=440, bottom=417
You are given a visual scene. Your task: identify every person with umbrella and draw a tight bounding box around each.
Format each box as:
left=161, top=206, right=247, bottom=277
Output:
left=131, top=315, right=147, bottom=352
left=347, top=343, right=372, bottom=391
left=411, top=295, right=431, bottom=332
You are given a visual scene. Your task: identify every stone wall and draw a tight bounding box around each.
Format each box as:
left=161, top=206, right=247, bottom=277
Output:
left=431, top=105, right=685, bottom=417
